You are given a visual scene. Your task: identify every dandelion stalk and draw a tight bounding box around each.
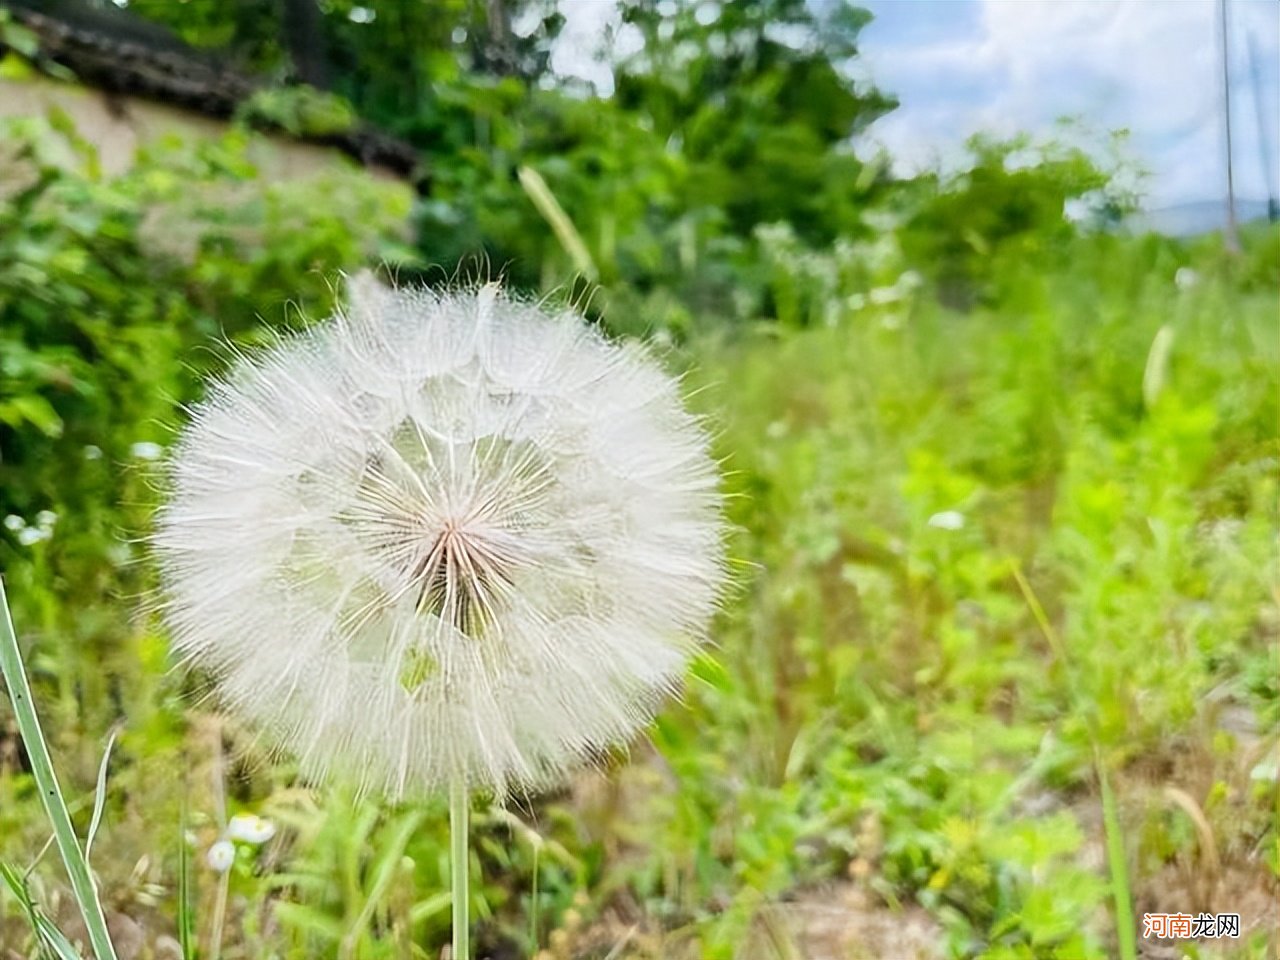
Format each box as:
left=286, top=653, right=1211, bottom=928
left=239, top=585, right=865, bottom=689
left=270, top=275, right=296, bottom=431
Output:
left=0, top=577, right=119, bottom=960
left=450, top=776, right=470, bottom=960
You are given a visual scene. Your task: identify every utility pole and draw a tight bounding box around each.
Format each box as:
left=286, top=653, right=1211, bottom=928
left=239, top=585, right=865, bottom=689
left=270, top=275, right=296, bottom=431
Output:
left=1246, top=31, right=1279, bottom=223
left=1219, top=0, right=1241, bottom=251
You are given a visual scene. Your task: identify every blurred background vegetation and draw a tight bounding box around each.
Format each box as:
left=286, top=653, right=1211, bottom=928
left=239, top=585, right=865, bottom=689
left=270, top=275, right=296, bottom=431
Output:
left=0, top=1, right=1276, bottom=958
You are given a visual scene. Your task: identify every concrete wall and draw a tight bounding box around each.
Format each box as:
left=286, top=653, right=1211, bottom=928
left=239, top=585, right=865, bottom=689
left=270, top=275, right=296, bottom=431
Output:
left=0, top=74, right=404, bottom=184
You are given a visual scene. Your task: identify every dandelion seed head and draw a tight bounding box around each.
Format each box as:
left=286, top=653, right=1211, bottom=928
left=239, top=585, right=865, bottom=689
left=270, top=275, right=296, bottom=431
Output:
left=155, top=276, right=725, bottom=799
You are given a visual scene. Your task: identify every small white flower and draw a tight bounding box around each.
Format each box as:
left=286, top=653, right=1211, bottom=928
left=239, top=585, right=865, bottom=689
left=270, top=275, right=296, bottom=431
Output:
left=35, top=510, right=57, bottom=530
left=867, top=286, right=901, bottom=306
left=896, top=270, right=924, bottom=291
left=17, top=527, right=48, bottom=546
left=205, top=840, right=235, bottom=873
left=84, top=445, right=104, bottom=461
left=927, top=510, right=966, bottom=531
left=155, top=277, right=726, bottom=799
left=1174, top=267, right=1199, bottom=292
left=131, top=441, right=164, bottom=460
left=227, top=814, right=276, bottom=845
left=3, top=515, right=24, bottom=532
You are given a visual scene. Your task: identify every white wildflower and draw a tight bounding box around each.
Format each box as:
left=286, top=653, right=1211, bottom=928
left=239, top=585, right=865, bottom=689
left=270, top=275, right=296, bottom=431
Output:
left=17, top=527, right=49, bottom=546
left=131, top=441, right=164, bottom=461
left=205, top=839, right=235, bottom=873
left=1174, top=267, right=1199, bottom=292
left=896, top=270, right=924, bottom=291
left=154, top=277, right=725, bottom=799
left=226, top=813, right=276, bottom=845
left=927, top=510, right=966, bottom=531
left=6, top=512, right=56, bottom=544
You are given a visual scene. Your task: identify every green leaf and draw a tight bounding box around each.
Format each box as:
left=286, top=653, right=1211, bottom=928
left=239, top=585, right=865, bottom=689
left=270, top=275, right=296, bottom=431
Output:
left=0, top=52, right=35, bottom=80
left=0, top=19, right=40, bottom=58
left=0, top=394, right=64, bottom=437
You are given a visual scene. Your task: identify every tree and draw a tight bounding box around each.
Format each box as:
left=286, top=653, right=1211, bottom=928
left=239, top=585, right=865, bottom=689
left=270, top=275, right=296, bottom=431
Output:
left=899, top=130, right=1141, bottom=307
left=613, top=0, right=896, bottom=241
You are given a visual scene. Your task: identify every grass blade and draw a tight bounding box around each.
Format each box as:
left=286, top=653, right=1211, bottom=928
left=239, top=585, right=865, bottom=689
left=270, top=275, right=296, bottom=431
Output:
left=517, top=165, right=599, bottom=281
left=0, top=576, right=119, bottom=960
left=338, top=808, right=425, bottom=960
left=1097, top=751, right=1137, bottom=960
left=2, top=860, right=85, bottom=960
left=35, top=913, right=87, bottom=960
left=85, top=724, right=121, bottom=866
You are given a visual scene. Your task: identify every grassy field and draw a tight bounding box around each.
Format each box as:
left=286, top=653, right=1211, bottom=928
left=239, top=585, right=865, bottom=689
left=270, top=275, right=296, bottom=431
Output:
left=2, top=217, right=1276, bottom=960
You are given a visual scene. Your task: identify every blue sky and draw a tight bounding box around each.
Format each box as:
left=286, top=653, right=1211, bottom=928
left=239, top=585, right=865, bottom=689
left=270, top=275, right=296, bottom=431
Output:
left=854, top=0, right=1280, bottom=208
left=555, top=0, right=1280, bottom=209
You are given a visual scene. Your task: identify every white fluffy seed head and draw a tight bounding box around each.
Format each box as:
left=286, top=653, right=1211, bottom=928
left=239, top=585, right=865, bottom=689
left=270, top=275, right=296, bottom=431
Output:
left=154, top=275, right=725, bottom=800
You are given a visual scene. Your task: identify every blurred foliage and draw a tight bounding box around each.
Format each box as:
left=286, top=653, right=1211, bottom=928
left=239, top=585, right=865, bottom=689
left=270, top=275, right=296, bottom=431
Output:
left=684, top=230, right=1278, bottom=958
left=1, top=1, right=1278, bottom=958
left=234, top=86, right=360, bottom=137
left=898, top=126, right=1144, bottom=309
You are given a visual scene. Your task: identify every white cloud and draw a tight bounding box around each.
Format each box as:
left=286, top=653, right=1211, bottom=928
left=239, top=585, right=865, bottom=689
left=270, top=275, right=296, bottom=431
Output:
left=860, top=0, right=1280, bottom=207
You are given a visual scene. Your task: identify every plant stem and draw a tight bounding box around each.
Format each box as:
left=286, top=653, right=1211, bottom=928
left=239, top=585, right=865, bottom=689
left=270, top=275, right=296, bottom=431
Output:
left=1098, top=749, right=1137, bottom=960
left=0, top=577, right=119, bottom=960
left=210, top=867, right=228, bottom=960
left=449, top=775, right=470, bottom=960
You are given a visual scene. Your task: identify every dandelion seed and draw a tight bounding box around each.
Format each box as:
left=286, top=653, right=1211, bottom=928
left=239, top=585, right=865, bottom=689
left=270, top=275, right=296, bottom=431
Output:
left=154, top=276, right=725, bottom=800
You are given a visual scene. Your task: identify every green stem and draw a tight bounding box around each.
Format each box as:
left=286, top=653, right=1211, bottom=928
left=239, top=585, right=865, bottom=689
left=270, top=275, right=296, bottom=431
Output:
left=0, top=577, right=118, bottom=960
left=449, top=775, right=470, bottom=960
left=210, top=867, right=228, bottom=960
left=1098, top=749, right=1137, bottom=960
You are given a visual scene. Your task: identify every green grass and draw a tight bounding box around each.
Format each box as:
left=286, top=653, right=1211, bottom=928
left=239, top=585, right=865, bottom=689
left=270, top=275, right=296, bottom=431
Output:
left=1, top=578, right=117, bottom=960
left=668, top=237, right=1278, bottom=958
left=1, top=231, right=1277, bottom=959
